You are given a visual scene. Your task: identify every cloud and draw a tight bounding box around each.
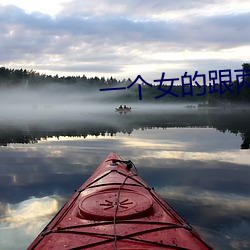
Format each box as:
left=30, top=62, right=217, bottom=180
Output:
left=58, top=0, right=234, bottom=19
left=0, top=1, right=250, bottom=78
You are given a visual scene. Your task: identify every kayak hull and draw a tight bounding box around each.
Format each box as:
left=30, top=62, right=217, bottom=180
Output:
left=28, top=152, right=213, bottom=249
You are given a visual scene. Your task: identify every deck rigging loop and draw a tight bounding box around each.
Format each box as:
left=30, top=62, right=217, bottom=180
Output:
left=108, top=158, right=138, bottom=174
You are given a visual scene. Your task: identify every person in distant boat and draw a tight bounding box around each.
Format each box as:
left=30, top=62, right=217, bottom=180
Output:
left=124, top=105, right=127, bottom=109
left=119, top=105, right=123, bottom=109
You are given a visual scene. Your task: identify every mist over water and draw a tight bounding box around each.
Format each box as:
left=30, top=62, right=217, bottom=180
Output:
left=1, top=83, right=248, bottom=123
left=0, top=84, right=250, bottom=149
left=0, top=85, right=114, bottom=123
left=0, top=84, right=199, bottom=126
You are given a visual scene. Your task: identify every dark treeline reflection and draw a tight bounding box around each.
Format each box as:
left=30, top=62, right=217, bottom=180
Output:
left=1, top=108, right=250, bottom=149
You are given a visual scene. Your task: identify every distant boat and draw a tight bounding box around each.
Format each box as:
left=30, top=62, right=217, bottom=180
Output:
left=115, top=107, right=132, bottom=113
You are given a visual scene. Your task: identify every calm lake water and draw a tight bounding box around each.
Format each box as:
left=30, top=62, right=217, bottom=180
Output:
left=0, top=104, right=250, bottom=249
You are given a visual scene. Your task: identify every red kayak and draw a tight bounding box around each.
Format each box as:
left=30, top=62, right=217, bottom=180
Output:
left=28, top=152, right=213, bottom=249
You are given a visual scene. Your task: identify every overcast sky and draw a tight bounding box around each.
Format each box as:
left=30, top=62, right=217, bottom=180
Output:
left=0, top=0, right=250, bottom=81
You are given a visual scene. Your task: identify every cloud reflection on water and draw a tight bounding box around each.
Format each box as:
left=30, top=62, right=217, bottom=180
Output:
left=0, top=196, right=61, bottom=250
left=0, top=127, right=249, bottom=249
left=0, top=196, right=59, bottom=228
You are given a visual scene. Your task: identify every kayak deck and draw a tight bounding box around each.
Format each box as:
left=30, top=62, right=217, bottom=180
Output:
left=28, top=152, right=213, bottom=249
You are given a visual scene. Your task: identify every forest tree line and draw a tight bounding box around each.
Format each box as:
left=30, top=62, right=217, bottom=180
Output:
left=0, top=63, right=249, bottom=104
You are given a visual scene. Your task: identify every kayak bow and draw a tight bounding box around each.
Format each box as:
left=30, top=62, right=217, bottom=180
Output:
left=28, top=152, right=213, bottom=249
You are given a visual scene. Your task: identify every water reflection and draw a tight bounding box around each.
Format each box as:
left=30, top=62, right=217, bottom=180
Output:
left=0, top=109, right=250, bottom=249
left=0, top=107, right=250, bottom=149
left=1, top=196, right=59, bottom=228
left=0, top=196, right=62, bottom=250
